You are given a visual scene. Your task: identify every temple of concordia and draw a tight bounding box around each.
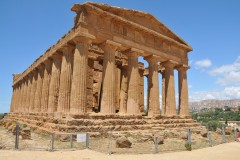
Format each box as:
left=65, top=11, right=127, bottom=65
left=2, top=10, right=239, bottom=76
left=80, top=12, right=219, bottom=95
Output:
left=5, top=2, right=202, bottom=133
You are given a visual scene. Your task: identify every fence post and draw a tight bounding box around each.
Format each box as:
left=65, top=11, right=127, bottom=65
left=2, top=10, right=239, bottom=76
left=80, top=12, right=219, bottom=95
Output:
left=207, top=132, right=212, bottom=147
left=187, top=128, right=191, bottom=145
left=86, top=133, right=90, bottom=149
left=234, top=129, right=237, bottom=141
left=70, top=134, right=73, bottom=148
left=108, top=131, right=112, bottom=155
left=154, top=136, right=158, bottom=154
left=50, top=133, right=54, bottom=151
left=15, top=123, right=19, bottom=150
left=222, top=126, right=226, bottom=143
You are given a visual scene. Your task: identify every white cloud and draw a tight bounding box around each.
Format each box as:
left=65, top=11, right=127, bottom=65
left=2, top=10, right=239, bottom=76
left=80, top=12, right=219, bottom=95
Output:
left=209, top=56, right=240, bottom=86
left=216, top=71, right=240, bottom=85
left=210, top=56, right=240, bottom=75
left=189, top=86, right=240, bottom=102
left=195, top=59, right=212, bottom=69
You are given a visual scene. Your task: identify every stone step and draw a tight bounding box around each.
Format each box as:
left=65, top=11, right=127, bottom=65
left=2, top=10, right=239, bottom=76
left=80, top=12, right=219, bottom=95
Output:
left=3, top=114, right=201, bottom=134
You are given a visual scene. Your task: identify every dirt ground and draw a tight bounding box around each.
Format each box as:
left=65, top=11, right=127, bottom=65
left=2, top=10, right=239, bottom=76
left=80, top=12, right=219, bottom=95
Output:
left=0, top=142, right=239, bottom=160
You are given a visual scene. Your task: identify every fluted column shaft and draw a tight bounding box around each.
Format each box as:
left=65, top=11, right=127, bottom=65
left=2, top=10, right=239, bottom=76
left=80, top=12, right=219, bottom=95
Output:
left=127, top=51, right=140, bottom=114
left=119, top=67, right=128, bottom=114
left=13, top=85, right=19, bottom=112
left=138, top=67, right=145, bottom=114
left=10, top=86, right=16, bottom=112
left=17, top=85, right=22, bottom=112
left=29, top=70, right=38, bottom=112
left=25, top=74, right=33, bottom=113
left=58, top=46, right=74, bottom=113
left=23, top=79, right=29, bottom=113
left=146, top=57, right=160, bottom=116
left=115, top=66, right=121, bottom=111
left=177, top=66, right=189, bottom=116
left=34, top=65, right=45, bottom=113
left=162, top=61, right=177, bottom=116
left=19, top=81, right=25, bottom=112
left=161, top=71, right=166, bottom=115
left=70, top=39, right=91, bottom=114
left=100, top=41, right=119, bottom=114
left=48, top=54, right=62, bottom=113
left=40, top=59, right=53, bottom=112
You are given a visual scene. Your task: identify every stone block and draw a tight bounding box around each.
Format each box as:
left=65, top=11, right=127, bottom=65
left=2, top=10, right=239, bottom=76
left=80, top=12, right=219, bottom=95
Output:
left=21, top=128, right=31, bottom=140
left=200, top=130, right=208, bottom=137
left=116, top=136, right=132, bottom=148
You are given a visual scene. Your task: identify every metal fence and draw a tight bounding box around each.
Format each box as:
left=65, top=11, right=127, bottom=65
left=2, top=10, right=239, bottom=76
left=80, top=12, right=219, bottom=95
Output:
left=0, top=122, right=238, bottom=154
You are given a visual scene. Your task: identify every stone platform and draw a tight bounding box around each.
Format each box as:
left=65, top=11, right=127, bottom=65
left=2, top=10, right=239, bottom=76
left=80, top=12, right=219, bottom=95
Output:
left=2, top=113, right=202, bottom=135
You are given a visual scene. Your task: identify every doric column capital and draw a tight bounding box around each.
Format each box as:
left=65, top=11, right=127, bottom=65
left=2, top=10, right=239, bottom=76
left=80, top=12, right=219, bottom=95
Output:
left=176, top=64, right=190, bottom=71
left=32, top=68, right=39, bottom=78
left=43, top=58, right=53, bottom=72
left=161, top=60, right=178, bottom=69
left=22, top=77, right=28, bottom=83
left=74, top=34, right=95, bottom=44
left=75, top=38, right=92, bottom=51
left=144, top=55, right=160, bottom=63
left=124, top=48, right=144, bottom=57
left=60, top=45, right=75, bottom=55
left=27, top=72, right=34, bottom=78
left=99, top=40, right=121, bottom=52
left=43, top=58, right=53, bottom=65
left=36, top=63, right=45, bottom=71
left=51, top=52, right=62, bottom=61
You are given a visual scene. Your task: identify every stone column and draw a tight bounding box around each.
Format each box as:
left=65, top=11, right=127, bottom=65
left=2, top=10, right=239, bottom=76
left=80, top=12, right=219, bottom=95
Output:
left=115, top=65, right=121, bottom=111
left=126, top=50, right=140, bottom=115
left=100, top=40, right=120, bottom=114
left=10, top=85, right=16, bottom=112
left=119, top=67, right=128, bottom=114
left=17, top=84, right=22, bottom=113
left=86, top=59, right=94, bottom=112
left=13, top=84, right=19, bottom=112
left=177, top=65, right=190, bottom=116
left=18, top=81, right=23, bottom=112
left=145, top=56, right=160, bottom=116
left=21, top=77, right=27, bottom=113
left=29, top=69, right=38, bottom=113
left=58, top=46, right=74, bottom=113
left=70, top=39, right=91, bottom=114
left=162, top=61, right=177, bottom=116
left=48, top=53, right=62, bottom=113
left=34, top=64, right=45, bottom=113
left=25, top=74, right=33, bottom=113
left=40, top=59, right=53, bottom=112
left=161, top=70, right=166, bottom=115
left=24, top=78, right=30, bottom=113
left=12, top=85, right=18, bottom=112
left=138, top=64, right=145, bottom=114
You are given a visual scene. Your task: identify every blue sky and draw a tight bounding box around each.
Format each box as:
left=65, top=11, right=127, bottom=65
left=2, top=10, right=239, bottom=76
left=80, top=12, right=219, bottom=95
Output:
left=1, top=0, right=240, bottom=113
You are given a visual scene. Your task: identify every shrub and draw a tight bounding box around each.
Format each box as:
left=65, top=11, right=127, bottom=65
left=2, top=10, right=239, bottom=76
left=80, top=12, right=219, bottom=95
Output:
left=185, top=143, right=192, bottom=151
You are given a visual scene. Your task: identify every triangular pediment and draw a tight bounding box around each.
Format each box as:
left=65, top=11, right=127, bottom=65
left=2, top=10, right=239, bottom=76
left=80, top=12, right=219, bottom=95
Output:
left=81, top=2, right=191, bottom=49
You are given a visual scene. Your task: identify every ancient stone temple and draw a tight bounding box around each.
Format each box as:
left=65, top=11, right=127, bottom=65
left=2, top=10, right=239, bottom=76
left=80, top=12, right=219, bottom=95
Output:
left=6, top=2, right=200, bottom=133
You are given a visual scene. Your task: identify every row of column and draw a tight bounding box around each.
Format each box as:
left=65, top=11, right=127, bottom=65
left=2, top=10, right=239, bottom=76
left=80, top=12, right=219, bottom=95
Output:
left=145, top=59, right=189, bottom=116
left=10, top=38, right=92, bottom=114
left=10, top=39, right=189, bottom=116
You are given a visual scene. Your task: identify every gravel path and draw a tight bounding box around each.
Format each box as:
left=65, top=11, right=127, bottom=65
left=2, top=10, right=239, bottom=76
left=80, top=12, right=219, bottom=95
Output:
left=0, top=142, right=240, bottom=160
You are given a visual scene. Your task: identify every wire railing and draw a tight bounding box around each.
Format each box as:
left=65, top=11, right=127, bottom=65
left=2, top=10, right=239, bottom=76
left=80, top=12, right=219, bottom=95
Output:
left=0, top=121, right=239, bottom=154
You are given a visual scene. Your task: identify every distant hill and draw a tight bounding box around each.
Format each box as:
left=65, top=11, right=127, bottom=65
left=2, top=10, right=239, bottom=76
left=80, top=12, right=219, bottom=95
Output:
left=190, top=99, right=240, bottom=112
